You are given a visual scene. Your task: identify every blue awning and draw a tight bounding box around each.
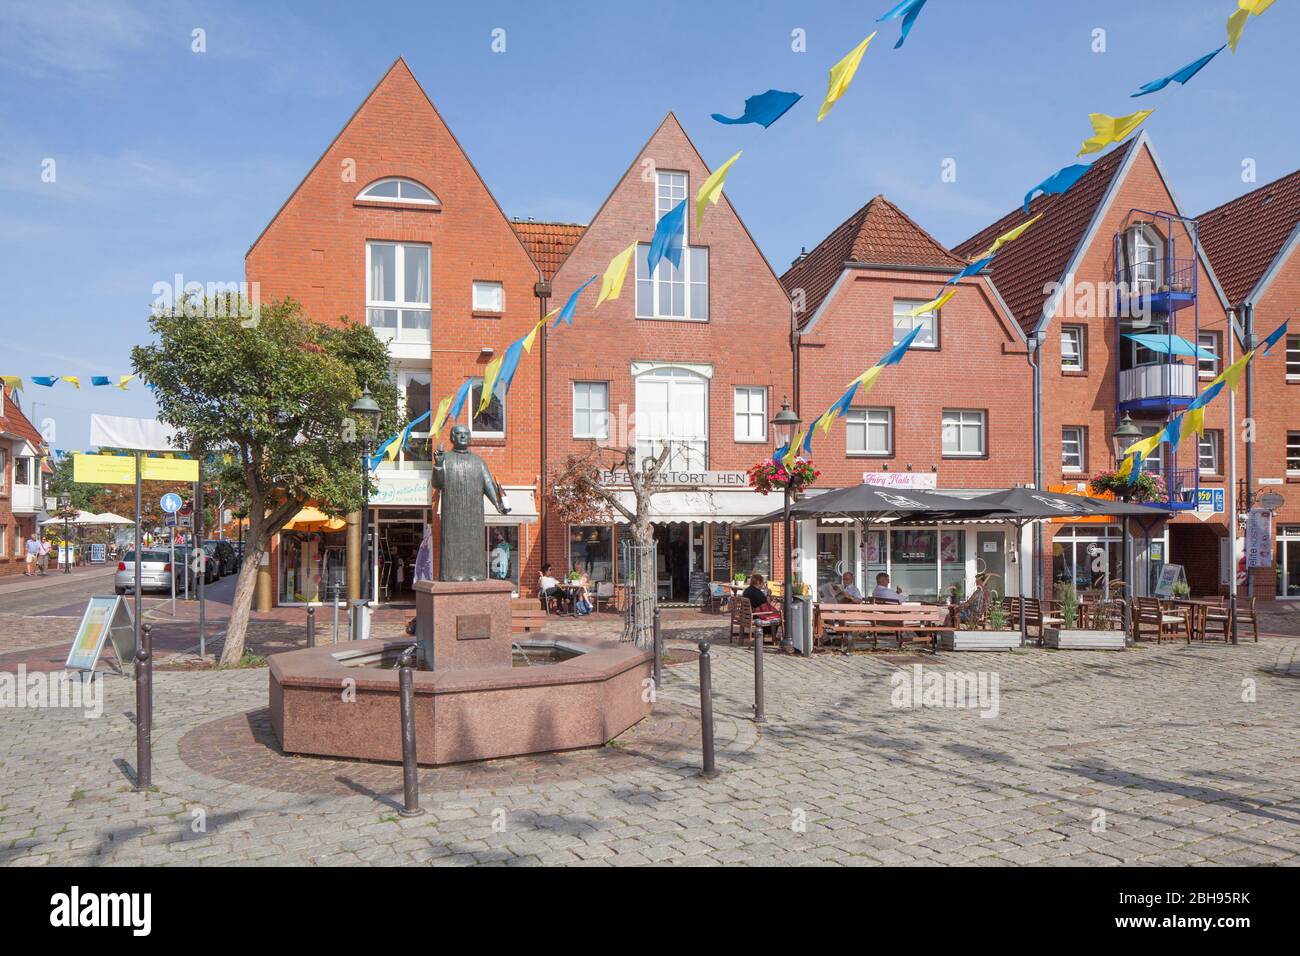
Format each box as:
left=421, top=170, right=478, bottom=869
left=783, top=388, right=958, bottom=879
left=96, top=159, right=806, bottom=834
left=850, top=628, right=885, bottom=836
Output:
left=1123, top=333, right=1215, bottom=361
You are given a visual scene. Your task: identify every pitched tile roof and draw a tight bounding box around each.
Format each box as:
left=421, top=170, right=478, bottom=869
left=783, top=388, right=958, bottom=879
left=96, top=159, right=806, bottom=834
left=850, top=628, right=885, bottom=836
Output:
left=782, top=195, right=966, bottom=328
left=511, top=220, right=586, bottom=282
left=1, top=388, right=44, bottom=447
left=1197, top=168, right=1300, bottom=306
left=953, top=138, right=1137, bottom=334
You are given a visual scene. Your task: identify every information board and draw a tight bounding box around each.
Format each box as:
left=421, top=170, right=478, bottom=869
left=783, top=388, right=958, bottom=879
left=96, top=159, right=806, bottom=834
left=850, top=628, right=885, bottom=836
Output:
left=711, top=530, right=731, bottom=581
left=65, top=596, right=135, bottom=673
left=1153, top=563, right=1186, bottom=598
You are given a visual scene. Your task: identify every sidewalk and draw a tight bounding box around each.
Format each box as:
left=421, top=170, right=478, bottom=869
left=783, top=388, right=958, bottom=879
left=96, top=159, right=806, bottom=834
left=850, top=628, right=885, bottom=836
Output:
left=0, top=565, right=114, bottom=595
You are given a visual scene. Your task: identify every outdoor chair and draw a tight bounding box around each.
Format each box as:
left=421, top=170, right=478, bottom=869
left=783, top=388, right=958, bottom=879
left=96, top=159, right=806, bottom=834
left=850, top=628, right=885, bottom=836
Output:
left=730, top=598, right=782, bottom=646
left=704, top=583, right=730, bottom=614
left=1131, top=597, right=1189, bottom=644
left=1199, top=596, right=1231, bottom=642
left=1022, top=597, right=1064, bottom=646
left=593, top=580, right=615, bottom=613
left=1236, top=596, right=1259, bottom=642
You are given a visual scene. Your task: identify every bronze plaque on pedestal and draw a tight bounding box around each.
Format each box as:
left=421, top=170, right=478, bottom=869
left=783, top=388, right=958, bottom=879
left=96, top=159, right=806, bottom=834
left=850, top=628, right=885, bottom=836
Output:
left=456, top=614, right=492, bottom=641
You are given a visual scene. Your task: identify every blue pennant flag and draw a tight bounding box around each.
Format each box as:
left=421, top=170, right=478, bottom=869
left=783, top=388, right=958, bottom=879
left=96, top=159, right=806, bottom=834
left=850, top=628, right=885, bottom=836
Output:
left=31, top=376, right=57, bottom=387
left=646, top=200, right=686, bottom=279
left=1132, top=46, right=1225, bottom=97
left=367, top=434, right=400, bottom=471
left=1159, top=415, right=1184, bottom=449
left=552, top=274, right=600, bottom=329
left=945, top=256, right=994, bottom=286
left=876, top=323, right=924, bottom=367
left=1187, top=380, right=1225, bottom=411
left=400, top=410, right=431, bottom=451
left=90, top=376, right=112, bottom=387
left=1261, top=319, right=1288, bottom=356
left=711, top=89, right=802, bottom=127
left=1023, top=163, right=1091, bottom=214
left=449, top=379, right=474, bottom=422
left=878, top=0, right=929, bottom=49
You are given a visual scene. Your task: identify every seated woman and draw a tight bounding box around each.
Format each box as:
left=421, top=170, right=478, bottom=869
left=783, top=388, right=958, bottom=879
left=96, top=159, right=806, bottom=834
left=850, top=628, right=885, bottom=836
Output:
left=742, top=573, right=782, bottom=625
left=570, top=563, right=593, bottom=615
left=538, top=563, right=566, bottom=613
left=958, top=574, right=990, bottom=626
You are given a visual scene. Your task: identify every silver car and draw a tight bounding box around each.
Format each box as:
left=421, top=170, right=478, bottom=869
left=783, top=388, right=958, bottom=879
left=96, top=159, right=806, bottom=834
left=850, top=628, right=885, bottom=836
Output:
left=114, top=549, right=175, bottom=595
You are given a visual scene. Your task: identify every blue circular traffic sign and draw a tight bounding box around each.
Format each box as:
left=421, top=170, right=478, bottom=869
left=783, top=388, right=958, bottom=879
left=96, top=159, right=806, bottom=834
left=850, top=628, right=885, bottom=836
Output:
left=160, top=493, right=183, bottom=514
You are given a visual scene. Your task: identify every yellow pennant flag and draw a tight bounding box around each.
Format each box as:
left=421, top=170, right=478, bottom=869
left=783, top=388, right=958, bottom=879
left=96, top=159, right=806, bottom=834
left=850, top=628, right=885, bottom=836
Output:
left=522, top=315, right=548, bottom=354
left=478, top=353, right=505, bottom=414
left=430, top=393, right=454, bottom=436
left=61, top=375, right=81, bottom=389
left=980, top=213, right=1043, bottom=258
left=852, top=364, right=885, bottom=391
left=782, top=429, right=807, bottom=470
left=595, top=244, right=637, bottom=309
left=1077, top=109, right=1154, bottom=156
left=1123, top=432, right=1162, bottom=460
left=906, top=288, right=955, bottom=317
left=1179, top=407, right=1207, bottom=444
left=818, top=33, right=876, bottom=122
left=695, top=151, right=742, bottom=229
left=117, top=375, right=132, bottom=390
left=1239, top=0, right=1275, bottom=12
left=1227, top=8, right=1250, bottom=50
left=1116, top=454, right=1135, bottom=480
left=1210, top=350, right=1254, bottom=390
left=1, top=375, right=22, bottom=392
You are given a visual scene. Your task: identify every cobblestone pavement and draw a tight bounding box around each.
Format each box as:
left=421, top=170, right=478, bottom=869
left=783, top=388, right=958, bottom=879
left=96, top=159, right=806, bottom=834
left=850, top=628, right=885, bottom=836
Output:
left=1, top=620, right=1297, bottom=866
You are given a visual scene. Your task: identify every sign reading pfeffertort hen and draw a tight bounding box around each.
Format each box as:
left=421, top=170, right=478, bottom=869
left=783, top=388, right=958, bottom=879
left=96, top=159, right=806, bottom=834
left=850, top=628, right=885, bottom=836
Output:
left=598, top=470, right=749, bottom=487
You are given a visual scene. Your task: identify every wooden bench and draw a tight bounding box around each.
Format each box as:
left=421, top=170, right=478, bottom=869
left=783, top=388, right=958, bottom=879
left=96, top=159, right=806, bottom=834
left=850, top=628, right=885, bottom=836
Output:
left=815, top=603, right=951, bottom=653
left=511, top=599, right=549, bottom=634
left=1022, top=597, right=1064, bottom=646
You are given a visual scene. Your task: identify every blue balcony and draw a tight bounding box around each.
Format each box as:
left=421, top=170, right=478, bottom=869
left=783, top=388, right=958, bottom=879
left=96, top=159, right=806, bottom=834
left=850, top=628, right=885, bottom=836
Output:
left=1117, top=361, right=1196, bottom=414
left=1157, top=467, right=1199, bottom=512
left=1116, top=257, right=1197, bottom=315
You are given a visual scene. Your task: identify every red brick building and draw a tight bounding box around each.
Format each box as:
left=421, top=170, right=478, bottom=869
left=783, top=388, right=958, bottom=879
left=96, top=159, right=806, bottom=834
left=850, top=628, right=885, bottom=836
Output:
left=534, top=114, right=795, bottom=603
left=0, top=387, right=47, bottom=578
left=955, top=133, right=1239, bottom=598
left=246, top=59, right=545, bottom=606
left=1199, top=167, right=1300, bottom=600
left=783, top=196, right=1033, bottom=602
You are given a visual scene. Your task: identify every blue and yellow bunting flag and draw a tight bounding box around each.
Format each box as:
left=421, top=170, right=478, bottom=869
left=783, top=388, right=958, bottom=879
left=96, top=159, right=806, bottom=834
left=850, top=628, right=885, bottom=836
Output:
left=979, top=213, right=1043, bottom=258
left=1186, top=379, right=1225, bottom=411
left=91, top=376, right=112, bottom=387
left=646, top=201, right=686, bottom=279
left=711, top=89, right=801, bottom=128
left=1132, top=46, right=1225, bottom=96
left=1260, top=319, right=1288, bottom=356
left=1228, top=1, right=1274, bottom=52
left=1024, top=163, right=1091, bottom=214
left=818, top=33, right=876, bottom=122
left=877, top=0, right=928, bottom=49
left=945, top=256, right=994, bottom=286
left=552, top=274, right=599, bottom=330
left=60, top=375, right=80, bottom=389
left=904, top=289, right=955, bottom=319
left=1179, top=407, right=1207, bottom=444
left=876, top=326, right=924, bottom=368
left=1077, top=110, right=1154, bottom=156
left=1, top=375, right=22, bottom=392
left=595, top=244, right=637, bottom=309
left=31, top=376, right=57, bottom=387
left=696, top=151, right=742, bottom=230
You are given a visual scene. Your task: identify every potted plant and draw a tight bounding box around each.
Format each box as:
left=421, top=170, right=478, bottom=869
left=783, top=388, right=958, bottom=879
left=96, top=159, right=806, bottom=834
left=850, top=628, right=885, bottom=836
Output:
left=1171, top=580, right=1191, bottom=599
left=940, top=588, right=1021, bottom=652
left=1043, top=582, right=1126, bottom=650
left=1089, top=469, right=1167, bottom=504
left=747, top=457, right=819, bottom=496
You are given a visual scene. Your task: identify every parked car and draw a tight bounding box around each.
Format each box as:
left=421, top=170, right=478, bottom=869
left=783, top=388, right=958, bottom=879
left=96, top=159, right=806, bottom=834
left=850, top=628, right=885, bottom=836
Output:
left=114, top=550, right=175, bottom=595
left=204, top=539, right=238, bottom=577
left=173, top=544, right=219, bottom=590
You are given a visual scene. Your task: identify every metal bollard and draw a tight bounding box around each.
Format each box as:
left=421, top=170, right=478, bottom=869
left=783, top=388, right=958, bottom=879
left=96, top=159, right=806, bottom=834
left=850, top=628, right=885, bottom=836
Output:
left=652, top=606, right=663, bottom=690
left=753, top=621, right=766, bottom=724
left=332, top=600, right=341, bottom=645
left=134, top=623, right=153, bottom=790
left=1229, top=594, right=1239, bottom=646
left=697, top=640, right=716, bottom=776
left=398, top=647, right=424, bottom=817
left=306, top=605, right=316, bottom=648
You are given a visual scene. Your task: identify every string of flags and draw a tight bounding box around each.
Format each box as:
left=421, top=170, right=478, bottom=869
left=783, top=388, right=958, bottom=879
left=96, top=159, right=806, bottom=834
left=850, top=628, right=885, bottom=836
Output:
left=1115, top=320, right=1289, bottom=484
left=3, top=374, right=135, bottom=392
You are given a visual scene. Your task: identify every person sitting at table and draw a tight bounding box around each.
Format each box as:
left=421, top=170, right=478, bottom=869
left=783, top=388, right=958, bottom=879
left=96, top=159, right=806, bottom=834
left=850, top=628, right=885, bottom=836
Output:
left=570, top=563, right=593, bottom=615
left=958, top=573, right=989, bottom=625
left=838, top=571, right=865, bottom=603
left=742, top=573, right=782, bottom=627
left=872, top=572, right=905, bottom=603
left=538, top=563, right=566, bottom=613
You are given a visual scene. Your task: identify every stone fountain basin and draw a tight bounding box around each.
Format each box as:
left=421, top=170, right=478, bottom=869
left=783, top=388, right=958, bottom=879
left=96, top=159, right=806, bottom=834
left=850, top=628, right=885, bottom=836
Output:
left=269, top=634, right=652, bottom=766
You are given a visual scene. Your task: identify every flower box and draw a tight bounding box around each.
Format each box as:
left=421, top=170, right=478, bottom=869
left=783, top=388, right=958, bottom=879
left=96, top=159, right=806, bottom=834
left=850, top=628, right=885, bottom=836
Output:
left=940, top=630, right=1022, bottom=652
left=1042, top=627, right=1127, bottom=650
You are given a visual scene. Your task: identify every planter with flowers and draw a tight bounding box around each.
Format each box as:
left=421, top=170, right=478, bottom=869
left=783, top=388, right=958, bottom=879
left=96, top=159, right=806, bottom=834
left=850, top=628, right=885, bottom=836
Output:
left=1089, top=468, right=1167, bottom=504
left=748, top=457, right=820, bottom=496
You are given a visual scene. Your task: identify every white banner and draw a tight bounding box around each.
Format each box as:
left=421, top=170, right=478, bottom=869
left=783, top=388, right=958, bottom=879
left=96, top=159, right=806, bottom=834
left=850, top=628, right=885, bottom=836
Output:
left=89, top=414, right=179, bottom=453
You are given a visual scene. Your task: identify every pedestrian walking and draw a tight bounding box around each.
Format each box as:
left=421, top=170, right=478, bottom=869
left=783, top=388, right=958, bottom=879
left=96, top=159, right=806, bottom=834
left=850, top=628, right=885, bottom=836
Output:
left=24, top=533, right=39, bottom=577
left=37, top=536, right=51, bottom=576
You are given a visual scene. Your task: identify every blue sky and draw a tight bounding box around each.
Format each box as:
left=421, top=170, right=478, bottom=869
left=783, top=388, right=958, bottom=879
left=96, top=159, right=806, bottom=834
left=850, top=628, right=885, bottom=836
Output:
left=2, top=0, right=1296, bottom=449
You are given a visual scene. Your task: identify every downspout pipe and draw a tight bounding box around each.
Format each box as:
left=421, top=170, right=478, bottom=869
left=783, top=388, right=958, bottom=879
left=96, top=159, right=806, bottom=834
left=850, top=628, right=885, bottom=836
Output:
left=1027, top=329, right=1044, bottom=599
left=1243, top=303, right=1255, bottom=601
left=536, top=280, right=551, bottom=564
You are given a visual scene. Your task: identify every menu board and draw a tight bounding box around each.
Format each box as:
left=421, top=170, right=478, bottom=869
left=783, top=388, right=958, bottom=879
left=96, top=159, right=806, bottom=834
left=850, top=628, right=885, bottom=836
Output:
left=711, top=528, right=731, bottom=581
left=65, top=596, right=135, bottom=673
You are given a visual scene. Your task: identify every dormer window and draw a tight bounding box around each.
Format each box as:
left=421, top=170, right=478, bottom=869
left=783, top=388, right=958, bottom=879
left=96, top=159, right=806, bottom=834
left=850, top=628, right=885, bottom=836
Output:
left=1124, top=224, right=1162, bottom=292
left=356, top=178, right=439, bottom=207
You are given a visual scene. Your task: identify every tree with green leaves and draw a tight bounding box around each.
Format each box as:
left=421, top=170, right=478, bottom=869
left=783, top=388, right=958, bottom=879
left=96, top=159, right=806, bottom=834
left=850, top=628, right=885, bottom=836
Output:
left=132, top=296, right=399, bottom=665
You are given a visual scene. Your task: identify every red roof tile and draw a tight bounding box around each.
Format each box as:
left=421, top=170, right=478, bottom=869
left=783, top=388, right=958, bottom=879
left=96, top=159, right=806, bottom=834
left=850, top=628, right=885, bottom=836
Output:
left=511, top=220, right=586, bottom=282
left=1, top=388, right=44, bottom=447
left=1197, top=168, right=1300, bottom=306
left=953, top=139, right=1137, bottom=334
left=782, top=195, right=966, bottom=327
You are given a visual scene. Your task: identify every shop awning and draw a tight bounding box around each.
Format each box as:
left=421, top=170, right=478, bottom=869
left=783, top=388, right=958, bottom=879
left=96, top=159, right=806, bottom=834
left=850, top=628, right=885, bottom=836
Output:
left=491, top=487, right=538, bottom=525
left=609, top=490, right=776, bottom=524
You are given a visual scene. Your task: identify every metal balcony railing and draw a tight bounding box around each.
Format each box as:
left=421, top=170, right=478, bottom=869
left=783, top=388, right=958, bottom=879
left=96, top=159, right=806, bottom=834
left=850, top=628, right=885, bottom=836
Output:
left=1116, top=257, right=1196, bottom=297
left=1118, top=363, right=1196, bottom=404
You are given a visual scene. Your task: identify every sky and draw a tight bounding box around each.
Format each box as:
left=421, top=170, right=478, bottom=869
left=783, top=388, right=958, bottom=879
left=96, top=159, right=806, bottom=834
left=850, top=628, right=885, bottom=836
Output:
left=2, top=0, right=1296, bottom=450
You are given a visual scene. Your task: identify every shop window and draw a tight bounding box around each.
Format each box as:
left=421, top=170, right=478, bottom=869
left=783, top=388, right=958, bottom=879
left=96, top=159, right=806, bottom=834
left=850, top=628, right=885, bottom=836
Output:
left=732, top=527, right=771, bottom=579
left=569, top=525, right=613, bottom=583
left=279, top=530, right=347, bottom=604
left=890, top=530, right=938, bottom=601
left=487, top=526, right=519, bottom=589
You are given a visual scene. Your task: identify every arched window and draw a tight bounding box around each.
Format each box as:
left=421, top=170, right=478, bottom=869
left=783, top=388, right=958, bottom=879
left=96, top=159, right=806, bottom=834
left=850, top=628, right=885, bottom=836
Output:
left=633, top=365, right=709, bottom=470
left=1124, top=224, right=1162, bottom=292
left=356, top=177, right=439, bottom=206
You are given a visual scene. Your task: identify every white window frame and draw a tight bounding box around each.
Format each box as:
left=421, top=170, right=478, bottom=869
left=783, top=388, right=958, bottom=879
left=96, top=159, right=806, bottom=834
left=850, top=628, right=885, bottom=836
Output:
left=356, top=177, right=439, bottom=207
left=572, top=381, right=610, bottom=440
left=733, top=386, right=767, bottom=443
left=1126, top=224, right=1162, bottom=291
left=1198, top=430, right=1221, bottom=476
left=1287, top=335, right=1300, bottom=382
left=14, top=456, right=33, bottom=486
left=365, top=241, right=432, bottom=343
left=892, top=300, right=939, bottom=350
left=845, top=407, right=893, bottom=457
left=634, top=365, right=708, bottom=471
left=1062, top=426, right=1085, bottom=473
left=387, top=369, right=433, bottom=468
left=1287, top=431, right=1300, bottom=476
left=1061, top=325, right=1084, bottom=370
left=472, top=280, right=504, bottom=314
left=0, top=523, right=6, bottom=558
left=942, top=409, right=986, bottom=457
left=635, top=244, right=708, bottom=321
left=468, top=377, right=506, bottom=439
left=1197, top=332, right=1220, bottom=378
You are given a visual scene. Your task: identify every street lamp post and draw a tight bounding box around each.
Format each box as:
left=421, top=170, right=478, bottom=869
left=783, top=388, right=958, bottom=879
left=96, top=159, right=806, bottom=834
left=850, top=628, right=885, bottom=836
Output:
left=771, top=399, right=802, bottom=660
left=58, top=493, right=72, bottom=574
left=350, top=388, right=382, bottom=606
left=1112, top=414, right=1144, bottom=639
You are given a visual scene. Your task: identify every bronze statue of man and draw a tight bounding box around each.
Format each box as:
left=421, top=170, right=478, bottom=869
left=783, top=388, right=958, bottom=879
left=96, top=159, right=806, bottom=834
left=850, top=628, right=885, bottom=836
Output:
left=431, top=424, right=509, bottom=581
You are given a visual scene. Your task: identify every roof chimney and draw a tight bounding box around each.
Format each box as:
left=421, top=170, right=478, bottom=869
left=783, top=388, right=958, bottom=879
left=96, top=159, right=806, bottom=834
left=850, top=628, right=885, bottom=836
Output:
left=792, top=246, right=808, bottom=268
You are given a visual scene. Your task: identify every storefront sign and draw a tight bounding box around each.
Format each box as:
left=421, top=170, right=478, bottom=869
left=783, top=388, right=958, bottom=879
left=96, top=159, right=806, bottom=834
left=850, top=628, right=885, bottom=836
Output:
left=369, top=473, right=432, bottom=506
left=1245, top=509, right=1272, bottom=568
left=862, top=472, right=937, bottom=490
left=71, top=454, right=198, bottom=484
left=1194, top=487, right=1225, bottom=522
left=598, top=470, right=749, bottom=488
